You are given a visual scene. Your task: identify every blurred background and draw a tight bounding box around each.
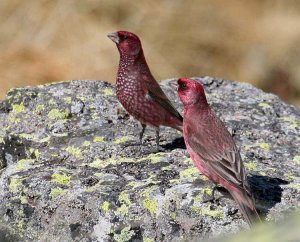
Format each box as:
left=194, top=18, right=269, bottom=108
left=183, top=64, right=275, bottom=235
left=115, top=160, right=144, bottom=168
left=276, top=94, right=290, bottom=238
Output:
left=0, top=0, right=299, bottom=106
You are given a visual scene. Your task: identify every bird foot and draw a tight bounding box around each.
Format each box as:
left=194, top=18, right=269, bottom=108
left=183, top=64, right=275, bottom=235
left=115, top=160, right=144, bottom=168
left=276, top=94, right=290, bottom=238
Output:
left=202, top=196, right=220, bottom=204
left=202, top=185, right=228, bottom=204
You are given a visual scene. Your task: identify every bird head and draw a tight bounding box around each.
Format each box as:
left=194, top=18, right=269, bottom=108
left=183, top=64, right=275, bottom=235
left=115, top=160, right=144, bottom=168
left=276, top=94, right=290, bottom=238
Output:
left=107, top=31, right=142, bottom=57
left=176, top=78, right=208, bottom=106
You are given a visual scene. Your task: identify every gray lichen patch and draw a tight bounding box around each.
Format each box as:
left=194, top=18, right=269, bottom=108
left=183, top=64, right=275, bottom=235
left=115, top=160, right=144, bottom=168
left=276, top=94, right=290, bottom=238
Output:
left=0, top=78, right=299, bottom=241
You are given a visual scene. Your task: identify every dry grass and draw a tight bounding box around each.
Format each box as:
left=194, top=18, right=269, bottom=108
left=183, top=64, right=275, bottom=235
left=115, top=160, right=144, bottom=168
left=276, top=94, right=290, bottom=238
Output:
left=0, top=0, right=299, bottom=106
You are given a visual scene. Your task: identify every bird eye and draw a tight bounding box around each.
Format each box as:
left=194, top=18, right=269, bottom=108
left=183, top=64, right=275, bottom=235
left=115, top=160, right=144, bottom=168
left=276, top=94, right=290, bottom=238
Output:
left=180, top=83, right=187, bottom=89
left=123, top=35, right=128, bottom=40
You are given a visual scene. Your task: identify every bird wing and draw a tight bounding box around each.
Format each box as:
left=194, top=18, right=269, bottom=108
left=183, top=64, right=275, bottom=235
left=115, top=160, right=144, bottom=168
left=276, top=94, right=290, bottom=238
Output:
left=146, top=79, right=183, bottom=121
left=187, top=118, right=247, bottom=190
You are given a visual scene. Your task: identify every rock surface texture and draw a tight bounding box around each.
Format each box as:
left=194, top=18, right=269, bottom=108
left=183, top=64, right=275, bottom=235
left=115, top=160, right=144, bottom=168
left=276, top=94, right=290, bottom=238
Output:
left=0, top=77, right=299, bottom=242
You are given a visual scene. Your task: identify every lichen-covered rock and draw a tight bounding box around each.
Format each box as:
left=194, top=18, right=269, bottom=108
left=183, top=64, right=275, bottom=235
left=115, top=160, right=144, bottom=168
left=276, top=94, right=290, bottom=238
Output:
left=0, top=78, right=299, bottom=242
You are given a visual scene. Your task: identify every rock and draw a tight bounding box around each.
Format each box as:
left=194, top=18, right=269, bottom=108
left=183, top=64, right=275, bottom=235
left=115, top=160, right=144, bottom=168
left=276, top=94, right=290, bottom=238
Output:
left=205, top=212, right=300, bottom=242
left=0, top=77, right=299, bottom=242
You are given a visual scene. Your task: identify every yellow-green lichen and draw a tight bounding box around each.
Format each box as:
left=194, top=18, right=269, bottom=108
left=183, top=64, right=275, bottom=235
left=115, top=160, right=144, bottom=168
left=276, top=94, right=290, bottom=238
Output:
left=203, top=206, right=224, bottom=219
left=90, top=157, right=134, bottom=169
left=85, top=186, right=97, bottom=193
left=19, top=133, right=36, bottom=141
left=33, top=149, right=41, bottom=159
left=141, top=185, right=159, bottom=198
left=51, top=172, right=71, bottom=186
left=93, top=136, right=105, bottom=142
left=35, top=104, right=44, bottom=113
left=20, top=196, right=28, bottom=204
left=103, top=88, right=115, bottom=96
left=170, top=211, right=177, bottom=220
left=117, top=204, right=129, bottom=216
left=244, top=162, right=257, bottom=170
left=50, top=188, right=67, bottom=199
left=293, top=156, right=300, bottom=165
left=38, top=136, right=51, bottom=143
left=258, top=102, right=271, bottom=108
left=280, top=117, right=298, bottom=129
left=64, top=97, right=72, bottom=103
left=203, top=187, right=213, bottom=196
left=245, top=143, right=270, bottom=151
left=183, top=158, right=193, bottom=164
left=143, top=198, right=158, bottom=216
left=101, top=201, right=110, bottom=213
left=119, top=191, right=132, bottom=206
left=17, top=220, right=24, bottom=237
left=94, top=172, right=103, bottom=177
left=16, top=209, right=24, bottom=216
left=113, top=226, right=135, bottom=242
left=48, top=109, right=69, bottom=120
left=143, top=152, right=163, bottom=163
left=143, top=238, right=155, bottom=242
left=52, top=133, right=68, bottom=137
left=9, top=176, right=23, bottom=193
left=286, top=173, right=295, bottom=182
left=16, top=159, right=35, bottom=170
left=127, top=181, right=143, bottom=189
left=48, top=99, right=56, bottom=105
left=259, top=171, right=267, bottom=176
left=9, top=116, right=21, bottom=124
left=259, top=143, right=270, bottom=151
left=83, top=140, right=91, bottom=146
left=66, top=146, right=83, bottom=159
left=90, top=159, right=104, bottom=168
left=180, top=167, right=200, bottom=181
left=12, top=103, right=25, bottom=113
left=114, top=136, right=131, bottom=144
left=192, top=205, right=223, bottom=219
left=287, top=183, right=300, bottom=189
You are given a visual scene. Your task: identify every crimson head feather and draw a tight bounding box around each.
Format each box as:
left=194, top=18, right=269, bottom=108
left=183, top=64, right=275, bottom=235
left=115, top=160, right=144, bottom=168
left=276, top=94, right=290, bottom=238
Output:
left=107, top=31, right=142, bottom=57
left=177, top=78, right=208, bottom=106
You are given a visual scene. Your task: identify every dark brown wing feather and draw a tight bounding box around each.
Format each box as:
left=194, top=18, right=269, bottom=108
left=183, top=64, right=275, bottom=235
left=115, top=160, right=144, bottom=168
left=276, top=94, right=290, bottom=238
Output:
left=187, top=112, right=247, bottom=191
left=146, top=78, right=183, bottom=121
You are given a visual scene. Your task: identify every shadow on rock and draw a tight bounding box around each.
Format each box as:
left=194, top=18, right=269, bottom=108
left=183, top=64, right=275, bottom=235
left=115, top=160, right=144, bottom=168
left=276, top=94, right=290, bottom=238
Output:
left=1, top=135, right=29, bottom=167
left=248, top=175, right=289, bottom=217
left=163, top=137, right=186, bottom=150
left=0, top=224, right=19, bottom=242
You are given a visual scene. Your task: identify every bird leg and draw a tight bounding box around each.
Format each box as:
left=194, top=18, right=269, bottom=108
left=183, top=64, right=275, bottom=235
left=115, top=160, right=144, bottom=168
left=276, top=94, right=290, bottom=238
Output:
left=139, top=124, right=146, bottom=144
left=155, top=129, right=160, bottom=149
left=203, top=185, right=226, bottom=203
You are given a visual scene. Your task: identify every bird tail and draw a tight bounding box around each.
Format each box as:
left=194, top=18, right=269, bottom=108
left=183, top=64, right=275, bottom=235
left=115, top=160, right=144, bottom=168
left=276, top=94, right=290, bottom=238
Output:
left=230, top=190, right=261, bottom=227
left=174, top=125, right=183, bottom=132
left=166, top=116, right=183, bottom=132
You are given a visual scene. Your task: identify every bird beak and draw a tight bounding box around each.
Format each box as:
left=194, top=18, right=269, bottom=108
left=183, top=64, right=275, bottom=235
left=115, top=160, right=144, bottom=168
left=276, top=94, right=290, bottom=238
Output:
left=107, top=32, right=120, bottom=44
left=168, top=79, right=179, bottom=91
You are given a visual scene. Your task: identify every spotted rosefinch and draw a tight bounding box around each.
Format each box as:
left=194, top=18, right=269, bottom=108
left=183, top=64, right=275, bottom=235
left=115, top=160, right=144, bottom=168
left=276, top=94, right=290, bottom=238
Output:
left=107, top=31, right=183, bottom=147
left=176, top=77, right=260, bottom=226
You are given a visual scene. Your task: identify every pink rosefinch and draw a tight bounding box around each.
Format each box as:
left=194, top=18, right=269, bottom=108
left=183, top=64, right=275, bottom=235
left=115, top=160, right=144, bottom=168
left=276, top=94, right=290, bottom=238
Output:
left=107, top=31, right=183, bottom=147
left=176, top=77, right=260, bottom=226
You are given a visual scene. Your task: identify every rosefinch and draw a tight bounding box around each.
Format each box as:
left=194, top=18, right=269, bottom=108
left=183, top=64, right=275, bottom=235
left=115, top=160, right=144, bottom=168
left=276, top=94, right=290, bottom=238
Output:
left=176, top=77, right=260, bottom=226
left=107, top=31, right=183, bottom=147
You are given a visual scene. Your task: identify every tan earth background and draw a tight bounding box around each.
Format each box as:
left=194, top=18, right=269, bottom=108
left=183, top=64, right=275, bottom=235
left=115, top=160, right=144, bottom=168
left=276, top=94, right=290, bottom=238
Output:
left=0, top=0, right=300, bottom=107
